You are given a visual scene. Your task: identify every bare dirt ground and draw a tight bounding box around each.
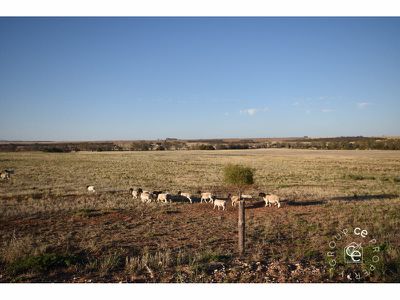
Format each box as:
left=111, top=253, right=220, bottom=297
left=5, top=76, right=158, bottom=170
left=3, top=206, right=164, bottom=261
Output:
left=0, top=149, right=399, bottom=282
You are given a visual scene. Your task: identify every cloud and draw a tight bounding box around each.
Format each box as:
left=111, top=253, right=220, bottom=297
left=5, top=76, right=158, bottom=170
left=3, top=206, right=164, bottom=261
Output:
left=357, top=102, right=371, bottom=109
left=321, top=108, right=334, bottom=113
left=240, top=107, right=268, bottom=116
left=292, top=101, right=300, bottom=106
left=240, top=108, right=258, bottom=116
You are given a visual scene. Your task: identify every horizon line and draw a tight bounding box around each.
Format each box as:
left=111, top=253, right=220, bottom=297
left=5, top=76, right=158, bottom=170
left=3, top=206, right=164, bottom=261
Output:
left=0, top=135, right=397, bottom=143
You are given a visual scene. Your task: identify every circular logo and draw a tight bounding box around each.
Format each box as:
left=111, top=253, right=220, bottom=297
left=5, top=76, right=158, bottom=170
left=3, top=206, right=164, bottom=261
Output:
left=326, top=227, right=383, bottom=281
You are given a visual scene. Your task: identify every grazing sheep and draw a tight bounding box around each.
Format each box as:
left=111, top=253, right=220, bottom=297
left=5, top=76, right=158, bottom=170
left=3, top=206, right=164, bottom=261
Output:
left=198, top=191, right=215, bottom=203
left=229, top=194, right=240, bottom=207
left=0, top=171, right=10, bottom=180
left=229, top=194, right=252, bottom=207
left=129, top=188, right=143, bottom=199
left=0, top=169, right=13, bottom=180
left=157, top=193, right=171, bottom=203
left=140, top=191, right=155, bottom=203
left=213, top=199, right=227, bottom=211
left=177, top=191, right=193, bottom=203
left=152, top=190, right=164, bottom=197
left=87, top=185, right=96, bottom=193
left=259, top=192, right=281, bottom=208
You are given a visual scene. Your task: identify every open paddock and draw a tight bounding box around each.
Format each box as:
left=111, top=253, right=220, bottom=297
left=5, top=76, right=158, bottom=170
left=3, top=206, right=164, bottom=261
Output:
left=0, top=149, right=399, bottom=282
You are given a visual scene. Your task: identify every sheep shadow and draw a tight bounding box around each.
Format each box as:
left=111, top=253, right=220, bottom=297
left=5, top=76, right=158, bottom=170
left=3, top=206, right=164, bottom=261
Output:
left=330, top=193, right=398, bottom=202
left=246, top=199, right=327, bottom=209
left=244, top=194, right=398, bottom=209
left=285, top=200, right=326, bottom=206
left=246, top=200, right=267, bottom=209
left=190, top=196, right=210, bottom=204
left=170, top=195, right=201, bottom=204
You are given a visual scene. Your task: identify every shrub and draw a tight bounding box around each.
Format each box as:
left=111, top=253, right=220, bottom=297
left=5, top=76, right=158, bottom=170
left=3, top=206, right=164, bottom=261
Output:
left=223, top=164, right=254, bottom=194
left=7, top=253, right=80, bottom=276
left=224, top=164, right=254, bottom=186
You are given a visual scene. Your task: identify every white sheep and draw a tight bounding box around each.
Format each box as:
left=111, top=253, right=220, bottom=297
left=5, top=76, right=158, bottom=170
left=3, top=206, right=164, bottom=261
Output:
left=259, top=192, right=281, bottom=208
left=230, top=195, right=240, bottom=207
left=198, top=191, right=215, bottom=203
left=87, top=185, right=96, bottom=193
left=140, top=191, right=155, bottom=203
left=157, top=193, right=171, bottom=203
left=213, top=199, right=227, bottom=211
left=152, top=191, right=164, bottom=198
left=177, top=191, right=193, bottom=203
left=129, top=188, right=143, bottom=199
left=0, top=171, right=10, bottom=180
left=230, top=194, right=252, bottom=207
left=0, top=169, right=13, bottom=180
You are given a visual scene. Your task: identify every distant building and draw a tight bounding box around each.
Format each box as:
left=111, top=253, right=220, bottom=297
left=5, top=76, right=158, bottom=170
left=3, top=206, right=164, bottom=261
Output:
left=166, top=138, right=178, bottom=141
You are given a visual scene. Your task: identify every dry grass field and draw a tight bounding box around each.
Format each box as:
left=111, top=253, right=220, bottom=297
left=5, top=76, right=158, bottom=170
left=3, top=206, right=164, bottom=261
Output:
left=0, top=149, right=399, bottom=282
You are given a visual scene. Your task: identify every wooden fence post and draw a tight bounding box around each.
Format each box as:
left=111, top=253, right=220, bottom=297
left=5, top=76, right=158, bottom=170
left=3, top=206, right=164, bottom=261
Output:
left=238, top=197, right=245, bottom=255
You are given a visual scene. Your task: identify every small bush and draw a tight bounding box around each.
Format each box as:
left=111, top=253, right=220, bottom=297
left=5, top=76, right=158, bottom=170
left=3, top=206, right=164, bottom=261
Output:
left=223, top=164, right=254, bottom=188
left=196, top=252, right=231, bottom=264
left=7, top=253, right=80, bottom=276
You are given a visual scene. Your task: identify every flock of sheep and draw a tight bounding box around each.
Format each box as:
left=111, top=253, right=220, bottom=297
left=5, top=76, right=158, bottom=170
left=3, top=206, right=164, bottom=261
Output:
left=3, top=165, right=283, bottom=211
left=2, top=172, right=281, bottom=210
left=86, top=185, right=281, bottom=210
left=1, top=173, right=281, bottom=209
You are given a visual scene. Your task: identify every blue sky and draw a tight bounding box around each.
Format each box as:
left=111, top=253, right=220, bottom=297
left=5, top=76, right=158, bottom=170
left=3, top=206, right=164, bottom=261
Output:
left=0, top=17, right=399, bottom=140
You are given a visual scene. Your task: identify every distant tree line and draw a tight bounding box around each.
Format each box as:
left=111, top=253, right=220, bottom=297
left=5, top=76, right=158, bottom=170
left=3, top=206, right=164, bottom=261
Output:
left=265, top=138, right=400, bottom=150
left=1, top=137, right=399, bottom=152
left=129, top=138, right=400, bottom=151
left=0, top=142, right=116, bottom=152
